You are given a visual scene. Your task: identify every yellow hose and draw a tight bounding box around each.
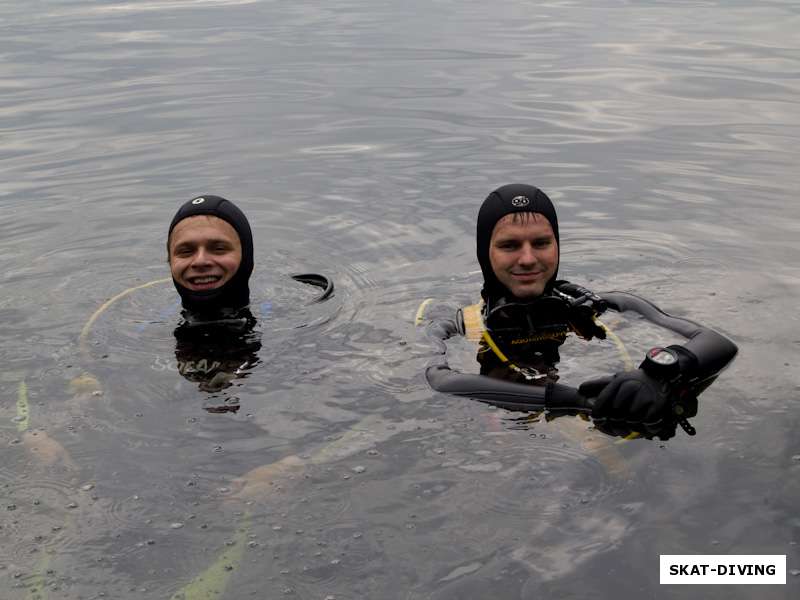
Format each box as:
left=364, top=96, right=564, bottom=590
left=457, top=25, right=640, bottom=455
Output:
left=78, top=277, right=171, bottom=358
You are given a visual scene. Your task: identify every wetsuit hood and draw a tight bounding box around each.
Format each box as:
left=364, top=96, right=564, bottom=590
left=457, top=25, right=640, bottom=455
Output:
left=168, top=195, right=254, bottom=313
left=476, top=183, right=560, bottom=302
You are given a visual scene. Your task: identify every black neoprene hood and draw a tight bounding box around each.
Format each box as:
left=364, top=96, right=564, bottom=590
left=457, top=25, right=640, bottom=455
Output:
left=476, top=183, right=560, bottom=301
left=168, top=195, right=254, bottom=312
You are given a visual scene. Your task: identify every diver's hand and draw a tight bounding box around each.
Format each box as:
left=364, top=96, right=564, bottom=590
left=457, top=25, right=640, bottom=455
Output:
left=580, top=369, right=674, bottom=437
left=567, top=305, right=607, bottom=341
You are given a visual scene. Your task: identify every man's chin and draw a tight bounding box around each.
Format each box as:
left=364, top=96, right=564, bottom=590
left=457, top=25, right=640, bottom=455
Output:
left=508, top=283, right=545, bottom=299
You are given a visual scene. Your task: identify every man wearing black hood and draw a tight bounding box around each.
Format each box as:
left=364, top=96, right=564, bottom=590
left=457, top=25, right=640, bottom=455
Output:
left=428, top=183, right=682, bottom=436
left=477, top=183, right=561, bottom=302
left=468, top=183, right=605, bottom=383
left=167, top=196, right=261, bottom=401
left=168, top=195, right=254, bottom=313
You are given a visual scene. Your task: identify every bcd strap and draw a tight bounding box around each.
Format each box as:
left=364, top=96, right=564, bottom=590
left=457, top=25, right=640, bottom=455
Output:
left=461, top=302, right=485, bottom=342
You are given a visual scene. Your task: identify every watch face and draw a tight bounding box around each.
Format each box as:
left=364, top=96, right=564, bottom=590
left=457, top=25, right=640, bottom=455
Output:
left=648, top=347, right=677, bottom=366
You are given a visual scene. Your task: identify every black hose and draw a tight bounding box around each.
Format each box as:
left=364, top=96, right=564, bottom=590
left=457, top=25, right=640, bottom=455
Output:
left=291, top=273, right=334, bottom=303
left=602, top=292, right=738, bottom=378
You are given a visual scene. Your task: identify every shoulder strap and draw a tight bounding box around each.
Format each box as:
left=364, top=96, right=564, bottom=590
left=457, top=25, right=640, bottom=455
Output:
left=461, top=302, right=485, bottom=341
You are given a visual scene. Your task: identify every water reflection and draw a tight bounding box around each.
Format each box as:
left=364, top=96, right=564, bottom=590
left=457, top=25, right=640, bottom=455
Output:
left=172, top=309, right=262, bottom=403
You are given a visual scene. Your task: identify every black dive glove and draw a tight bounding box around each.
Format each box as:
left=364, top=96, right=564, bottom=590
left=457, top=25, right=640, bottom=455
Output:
left=552, top=281, right=608, bottom=341
left=579, top=369, right=678, bottom=439
left=567, top=305, right=607, bottom=341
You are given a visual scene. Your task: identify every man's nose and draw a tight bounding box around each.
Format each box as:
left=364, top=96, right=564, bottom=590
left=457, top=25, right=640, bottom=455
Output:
left=190, top=247, right=212, bottom=267
left=517, top=243, right=537, bottom=264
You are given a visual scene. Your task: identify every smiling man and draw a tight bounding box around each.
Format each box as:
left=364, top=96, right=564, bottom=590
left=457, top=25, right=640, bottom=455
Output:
left=421, top=183, right=738, bottom=440
left=167, top=195, right=254, bottom=313
left=467, top=183, right=599, bottom=381
left=166, top=195, right=261, bottom=399
left=487, top=212, right=558, bottom=299
left=479, top=188, right=560, bottom=301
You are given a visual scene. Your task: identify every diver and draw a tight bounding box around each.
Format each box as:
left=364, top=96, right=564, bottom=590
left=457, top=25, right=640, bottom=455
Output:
left=470, top=182, right=605, bottom=384
left=422, top=183, right=738, bottom=439
left=167, top=195, right=263, bottom=402
left=166, top=195, right=334, bottom=403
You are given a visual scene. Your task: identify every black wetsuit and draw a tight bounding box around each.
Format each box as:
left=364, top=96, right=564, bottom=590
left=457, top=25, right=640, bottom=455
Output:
left=168, top=195, right=261, bottom=406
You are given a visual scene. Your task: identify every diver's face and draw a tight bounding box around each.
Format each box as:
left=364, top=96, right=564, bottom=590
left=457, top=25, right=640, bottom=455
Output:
left=489, top=212, right=558, bottom=299
left=169, top=216, right=242, bottom=292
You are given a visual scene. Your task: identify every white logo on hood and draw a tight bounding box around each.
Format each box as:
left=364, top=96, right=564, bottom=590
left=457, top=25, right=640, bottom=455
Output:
left=510, top=195, right=530, bottom=207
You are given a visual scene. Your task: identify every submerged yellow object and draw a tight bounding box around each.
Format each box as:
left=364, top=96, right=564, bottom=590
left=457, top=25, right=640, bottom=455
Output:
left=79, top=277, right=171, bottom=359
left=16, top=380, right=29, bottom=432
left=68, top=373, right=102, bottom=394
left=170, top=517, right=249, bottom=600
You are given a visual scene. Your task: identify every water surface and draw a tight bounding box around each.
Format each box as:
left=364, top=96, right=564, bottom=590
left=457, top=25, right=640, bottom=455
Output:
left=2, top=0, right=798, bottom=598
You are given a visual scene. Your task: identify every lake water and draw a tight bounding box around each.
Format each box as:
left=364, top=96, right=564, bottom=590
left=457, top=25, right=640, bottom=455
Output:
left=2, top=0, right=799, bottom=598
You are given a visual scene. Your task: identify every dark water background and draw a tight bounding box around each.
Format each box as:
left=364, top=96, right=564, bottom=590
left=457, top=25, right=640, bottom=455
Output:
left=2, top=0, right=799, bottom=598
